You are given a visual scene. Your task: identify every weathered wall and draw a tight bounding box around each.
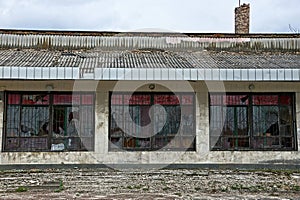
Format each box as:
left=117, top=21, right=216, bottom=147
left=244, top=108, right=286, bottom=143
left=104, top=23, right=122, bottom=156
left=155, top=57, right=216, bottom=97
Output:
left=0, top=80, right=300, bottom=165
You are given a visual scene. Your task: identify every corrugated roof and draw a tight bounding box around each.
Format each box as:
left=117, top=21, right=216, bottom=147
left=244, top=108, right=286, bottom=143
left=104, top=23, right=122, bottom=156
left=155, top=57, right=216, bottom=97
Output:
left=0, top=49, right=299, bottom=81
left=1, top=33, right=300, bottom=52
left=0, top=49, right=299, bottom=69
left=0, top=31, right=300, bottom=81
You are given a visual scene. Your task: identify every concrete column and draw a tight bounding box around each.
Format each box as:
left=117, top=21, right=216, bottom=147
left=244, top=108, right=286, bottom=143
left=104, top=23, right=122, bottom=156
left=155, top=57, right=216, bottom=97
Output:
left=95, top=91, right=109, bottom=155
left=296, top=93, right=300, bottom=151
left=0, top=101, right=3, bottom=152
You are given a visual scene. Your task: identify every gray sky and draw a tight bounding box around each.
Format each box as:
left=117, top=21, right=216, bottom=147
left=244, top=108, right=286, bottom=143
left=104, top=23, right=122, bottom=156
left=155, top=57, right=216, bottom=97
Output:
left=0, top=0, right=299, bottom=33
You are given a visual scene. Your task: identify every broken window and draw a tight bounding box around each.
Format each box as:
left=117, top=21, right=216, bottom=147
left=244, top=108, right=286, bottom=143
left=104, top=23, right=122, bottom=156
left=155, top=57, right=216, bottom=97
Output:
left=210, top=93, right=296, bottom=150
left=109, top=92, right=195, bottom=151
left=4, top=92, right=95, bottom=152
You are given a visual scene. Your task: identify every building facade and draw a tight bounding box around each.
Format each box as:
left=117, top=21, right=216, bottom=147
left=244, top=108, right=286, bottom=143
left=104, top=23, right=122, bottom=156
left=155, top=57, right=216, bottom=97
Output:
left=0, top=30, right=300, bottom=166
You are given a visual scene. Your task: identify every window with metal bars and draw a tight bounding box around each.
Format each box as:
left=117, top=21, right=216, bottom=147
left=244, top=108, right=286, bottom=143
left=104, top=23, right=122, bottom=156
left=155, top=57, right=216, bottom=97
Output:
left=4, top=92, right=95, bottom=152
left=109, top=92, right=196, bottom=151
left=209, top=93, right=296, bottom=150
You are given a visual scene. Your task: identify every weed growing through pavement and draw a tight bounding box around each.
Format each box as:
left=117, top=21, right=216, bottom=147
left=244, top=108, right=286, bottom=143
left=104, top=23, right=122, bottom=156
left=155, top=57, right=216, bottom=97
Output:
left=15, top=186, right=28, bottom=192
left=54, top=180, right=64, bottom=193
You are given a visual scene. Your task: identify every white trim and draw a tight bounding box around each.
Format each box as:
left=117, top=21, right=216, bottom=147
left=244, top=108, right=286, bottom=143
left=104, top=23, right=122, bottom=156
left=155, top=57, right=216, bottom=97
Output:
left=1, top=67, right=300, bottom=81
left=0, top=67, right=79, bottom=79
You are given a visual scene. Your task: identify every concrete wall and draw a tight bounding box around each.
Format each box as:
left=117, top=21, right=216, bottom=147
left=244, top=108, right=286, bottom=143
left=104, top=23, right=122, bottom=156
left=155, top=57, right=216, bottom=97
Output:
left=0, top=80, right=300, bottom=166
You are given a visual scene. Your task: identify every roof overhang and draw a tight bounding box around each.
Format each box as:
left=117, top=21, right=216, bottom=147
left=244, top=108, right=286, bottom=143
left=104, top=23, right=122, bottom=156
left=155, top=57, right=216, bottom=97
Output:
left=0, top=67, right=79, bottom=79
left=0, top=66, right=299, bottom=81
left=92, top=68, right=300, bottom=81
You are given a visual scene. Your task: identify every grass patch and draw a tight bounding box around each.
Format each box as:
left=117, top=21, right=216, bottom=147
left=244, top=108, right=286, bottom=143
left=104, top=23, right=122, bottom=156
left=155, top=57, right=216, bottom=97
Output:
left=133, top=185, right=142, bottom=189
left=15, top=186, right=28, bottom=192
left=54, top=180, right=64, bottom=193
left=126, top=185, right=133, bottom=189
left=292, top=185, right=300, bottom=191
left=247, top=185, right=266, bottom=192
left=162, top=187, right=170, bottom=191
left=231, top=184, right=241, bottom=190
left=174, top=192, right=182, bottom=196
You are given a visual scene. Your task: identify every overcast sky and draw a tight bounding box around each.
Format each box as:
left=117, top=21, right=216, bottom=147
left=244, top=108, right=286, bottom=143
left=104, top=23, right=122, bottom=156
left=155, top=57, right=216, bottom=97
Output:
left=0, top=0, right=299, bottom=33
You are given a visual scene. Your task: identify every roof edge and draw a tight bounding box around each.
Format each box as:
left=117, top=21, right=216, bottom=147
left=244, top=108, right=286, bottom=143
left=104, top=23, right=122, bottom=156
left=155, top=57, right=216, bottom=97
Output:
left=0, top=29, right=300, bottom=38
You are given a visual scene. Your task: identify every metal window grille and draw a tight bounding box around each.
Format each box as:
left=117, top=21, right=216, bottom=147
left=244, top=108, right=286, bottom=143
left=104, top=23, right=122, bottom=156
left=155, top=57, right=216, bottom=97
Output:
left=209, top=93, right=296, bottom=150
left=109, top=92, right=196, bottom=151
left=4, top=92, right=95, bottom=152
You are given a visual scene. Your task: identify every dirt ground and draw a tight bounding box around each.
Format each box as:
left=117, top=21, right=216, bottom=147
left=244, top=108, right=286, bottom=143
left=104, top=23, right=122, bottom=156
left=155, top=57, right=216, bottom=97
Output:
left=0, top=167, right=300, bottom=199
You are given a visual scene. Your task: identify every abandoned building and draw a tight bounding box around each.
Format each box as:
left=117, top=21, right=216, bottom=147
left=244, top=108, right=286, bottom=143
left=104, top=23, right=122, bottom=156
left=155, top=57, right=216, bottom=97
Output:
left=0, top=4, right=300, bottom=166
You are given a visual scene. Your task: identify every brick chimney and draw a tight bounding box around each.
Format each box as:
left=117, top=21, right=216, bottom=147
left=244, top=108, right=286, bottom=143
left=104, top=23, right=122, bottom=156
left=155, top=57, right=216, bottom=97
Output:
left=235, top=3, right=250, bottom=34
